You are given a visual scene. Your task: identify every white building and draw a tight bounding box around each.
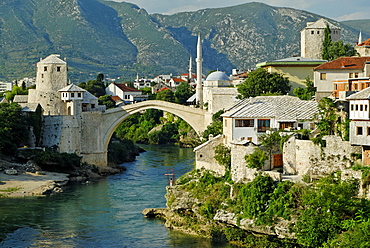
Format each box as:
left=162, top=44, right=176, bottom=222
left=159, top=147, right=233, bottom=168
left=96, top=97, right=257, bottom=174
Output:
left=347, top=87, right=370, bottom=165
left=0, top=81, right=13, bottom=93
left=222, top=96, right=318, bottom=145
left=105, top=83, right=147, bottom=104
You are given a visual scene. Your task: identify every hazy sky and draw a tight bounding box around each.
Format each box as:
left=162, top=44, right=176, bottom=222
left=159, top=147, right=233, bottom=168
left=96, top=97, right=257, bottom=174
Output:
left=110, top=0, right=369, bottom=21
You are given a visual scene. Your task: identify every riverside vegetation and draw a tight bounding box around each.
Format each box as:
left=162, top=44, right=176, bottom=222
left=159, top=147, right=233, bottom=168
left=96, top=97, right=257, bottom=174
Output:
left=163, top=168, right=370, bottom=248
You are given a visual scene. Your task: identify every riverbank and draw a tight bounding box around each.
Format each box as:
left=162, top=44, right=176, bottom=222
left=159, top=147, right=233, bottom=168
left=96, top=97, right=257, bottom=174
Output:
left=0, top=158, right=122, bottom=198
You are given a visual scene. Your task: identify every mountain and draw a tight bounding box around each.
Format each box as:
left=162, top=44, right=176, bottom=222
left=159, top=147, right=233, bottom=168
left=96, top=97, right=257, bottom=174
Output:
left=0, top=0, right=366, bottom=82
left=341, top=19, right=370, bottom=37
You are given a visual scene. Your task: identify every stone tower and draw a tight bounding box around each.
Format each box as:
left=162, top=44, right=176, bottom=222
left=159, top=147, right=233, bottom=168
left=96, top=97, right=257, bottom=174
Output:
left=195, top=34, right=203, bottom=108
left=28, top=54, right=68, bottom=115
left=300, top=19, right=341, bottom=59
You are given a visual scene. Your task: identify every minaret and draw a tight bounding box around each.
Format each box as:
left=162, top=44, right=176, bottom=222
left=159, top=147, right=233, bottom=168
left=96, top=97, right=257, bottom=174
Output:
left=188, top=56, right=192, bottom=82
left=359, top=31, right=363, bottom=44
left=195, top=35, right=203, bottom=108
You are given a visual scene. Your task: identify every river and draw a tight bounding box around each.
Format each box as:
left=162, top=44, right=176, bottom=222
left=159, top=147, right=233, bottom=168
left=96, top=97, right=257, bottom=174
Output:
left=0, top=145, right=236, bottom=248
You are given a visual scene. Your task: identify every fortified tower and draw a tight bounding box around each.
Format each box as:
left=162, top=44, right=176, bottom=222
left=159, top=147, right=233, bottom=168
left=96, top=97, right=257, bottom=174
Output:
left=28, top=54, right=68, bottom=115
left=301, top=19, right=341, bottom=59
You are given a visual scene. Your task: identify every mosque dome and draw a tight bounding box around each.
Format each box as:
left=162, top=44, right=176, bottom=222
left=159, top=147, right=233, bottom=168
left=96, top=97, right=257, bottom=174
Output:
left=206, top=71, right=230, bottom=81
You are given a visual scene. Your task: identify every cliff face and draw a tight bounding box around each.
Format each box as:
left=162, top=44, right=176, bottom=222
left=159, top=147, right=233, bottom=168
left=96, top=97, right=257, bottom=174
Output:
left=163, top=184, right=295, bottom=239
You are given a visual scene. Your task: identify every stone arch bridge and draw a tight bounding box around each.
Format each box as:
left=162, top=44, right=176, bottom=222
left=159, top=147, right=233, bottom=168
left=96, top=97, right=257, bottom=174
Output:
left=81, top=100, right=210, bottom=166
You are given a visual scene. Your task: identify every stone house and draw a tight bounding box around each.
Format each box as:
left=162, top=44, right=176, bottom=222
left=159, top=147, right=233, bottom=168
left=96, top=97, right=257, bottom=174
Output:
left=169, top=78, right=187, bottom=88
left=347, top=87, right=370, bottom=165
left=314, top=56, right=370, bottom=100
left=221, top=95, right=318, bottom=145
left=105, top=83, right=148, bottom=104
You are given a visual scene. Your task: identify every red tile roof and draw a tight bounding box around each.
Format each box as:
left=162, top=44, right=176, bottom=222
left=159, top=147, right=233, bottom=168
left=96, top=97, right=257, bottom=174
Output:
left=314, top=57, right=370, bottom=70
left=358, top=38, right=370, bottom=47
left=113, top=83, right=139, bottom=92
left=156, top=87, right=172, bottom=93
left=172, top=78, right=186, bottom=82
left=110, top=96, right=123, bottom=102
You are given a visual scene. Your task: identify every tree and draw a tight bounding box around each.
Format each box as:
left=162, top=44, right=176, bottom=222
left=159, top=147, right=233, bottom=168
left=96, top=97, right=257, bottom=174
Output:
left=214, top=144, right=231, bottom=169
left=4, top=85, right=28, bottom=101
left=175, top=82, right=194, bottom=104
left=98, top=95, right=116, bottom=109
left=245, top=149, right=267, bottom=169
left=322, top=24, right=332, bottom=60
left=327, top=40, right=357, bottom=60
left=156, top=89, right=175, bottom=102
left=260, top=131, right=282, bottom=169
left=294, top=77, right=316, bottom=100
left=322, top=24, right=357, bottom=61
left=315, top=97, right=338, bottom=136
left=202, top=110, right=224, bottom=139
left=79, top=74, right=106, bottom=97
left=237, top=68, right=291, bottom=99
left=0, top=102, right=29, bottom=154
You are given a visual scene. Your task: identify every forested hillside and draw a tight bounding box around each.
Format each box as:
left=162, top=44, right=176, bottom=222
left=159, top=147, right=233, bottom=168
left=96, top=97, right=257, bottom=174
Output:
left=0, top=0, right=365, bottom=81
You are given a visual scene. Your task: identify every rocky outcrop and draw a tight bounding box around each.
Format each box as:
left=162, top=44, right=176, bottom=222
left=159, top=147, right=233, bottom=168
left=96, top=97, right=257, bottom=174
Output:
left=214, top=210, right=295, bottom=239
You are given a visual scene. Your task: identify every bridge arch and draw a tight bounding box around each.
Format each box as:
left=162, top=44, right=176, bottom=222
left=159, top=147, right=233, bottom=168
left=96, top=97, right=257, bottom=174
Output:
left=101, top=100, right=209, bottom=153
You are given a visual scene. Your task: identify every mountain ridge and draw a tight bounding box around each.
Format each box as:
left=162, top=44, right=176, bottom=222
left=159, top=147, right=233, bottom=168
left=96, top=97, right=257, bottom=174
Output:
left=0, top=0, right=366, bottom=82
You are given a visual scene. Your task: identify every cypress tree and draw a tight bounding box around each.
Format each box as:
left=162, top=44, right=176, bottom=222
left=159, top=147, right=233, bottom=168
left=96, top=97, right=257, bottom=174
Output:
left=322, top=24, right=332, bottom=60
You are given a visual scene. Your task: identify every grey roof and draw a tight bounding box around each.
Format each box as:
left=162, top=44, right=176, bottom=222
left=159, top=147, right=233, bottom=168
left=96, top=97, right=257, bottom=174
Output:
left=206, top=71, right=230, bottom=81
left=58, top=84, right=86, bottom=92
left=39, top=54, right=66, bottom=64
left=82, top=91, right=98, bottom=104
left=274, top=57, right=327, bottom=63
left=304, top=18, right=340, bottom=30
left=13, top=95, right=29, bottom=103
left=19, top=103, right=40, bottom=112
left=346, top=87, right=370, bottom=100
left=222, top=95, right=318, bottom=121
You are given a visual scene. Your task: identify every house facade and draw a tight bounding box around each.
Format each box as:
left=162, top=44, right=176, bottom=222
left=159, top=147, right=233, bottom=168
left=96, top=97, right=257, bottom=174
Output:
left=314, top=57, right=370, bottom=100
left=256, top=56, right=326, bottom=92
left=347, top=87, right=370, bottom=164
left=105, top=83, right=147, bottom=103
left=222, top=96, right=318, bottom=145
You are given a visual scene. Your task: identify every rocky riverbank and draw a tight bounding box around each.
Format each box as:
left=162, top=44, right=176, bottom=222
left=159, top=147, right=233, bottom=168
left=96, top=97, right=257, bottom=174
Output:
left=0, top=158, right=122, bottom=198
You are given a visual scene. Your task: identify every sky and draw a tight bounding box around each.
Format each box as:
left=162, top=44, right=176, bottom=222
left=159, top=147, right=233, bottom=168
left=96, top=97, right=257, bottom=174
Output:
left=111, top=0, right=370, bottom=21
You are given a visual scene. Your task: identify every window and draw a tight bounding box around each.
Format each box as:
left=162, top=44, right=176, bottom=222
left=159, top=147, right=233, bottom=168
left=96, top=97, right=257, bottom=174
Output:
left=44, top=66, right=47, bottom=71
left=368, top=127, right=370, bottom=136
left=353, top=84, right=358, bottom=90
left=317, top=31, right=320, bottom=34
left=357, top=126, right=363, bottom=135
left=57, top=67, right=61, bottom=72
left=320, top=73, right=326, bottom=80
left=356, top=104, right=359, bottom=111
left=235, top=119, right=254, bottom=127
left=366, top=105, right=368, bottom=111
left=355, top=73, right=359, bottom=78
left=349, top=73, right=353, bottom=78
left=361, top=105, right=364, bottom=111
left=311, top=31, right=314, bottom=34
left=71, top=93, right=75, bottom=97
left=78, top=93, right=81, bottom=97
left=41, top=74, right=44, bottom=78
left=257, top=119, right=270, bottom=132
left=351, top=104, right=354, bottom=111
left=334, top=84, right=338, bottom=90
left=91, top=104, right=95, bottom=109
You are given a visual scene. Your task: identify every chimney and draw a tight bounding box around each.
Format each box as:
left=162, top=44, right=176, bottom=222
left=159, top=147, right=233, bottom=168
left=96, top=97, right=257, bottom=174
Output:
left=341, top=61, right=345, bottom=68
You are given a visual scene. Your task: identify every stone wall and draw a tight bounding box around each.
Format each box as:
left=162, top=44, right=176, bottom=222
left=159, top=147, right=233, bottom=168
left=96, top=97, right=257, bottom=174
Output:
left=194, top=135, right=225, bottom=176
left=283, top=135, right=362, bottom=176
left=230, top=143, right=258, bottom=183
